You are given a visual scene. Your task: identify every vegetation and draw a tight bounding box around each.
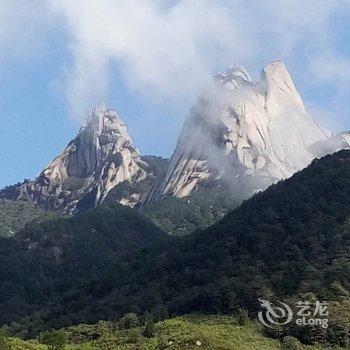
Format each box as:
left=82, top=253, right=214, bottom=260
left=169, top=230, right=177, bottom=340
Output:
left=281, top=336, right=303, bottom=350
left=8, top=337, right=46, bottom=350
left=141, top=184, right=242, bottom=235
left=0, top=203, right=167, bottom=335
left=4, top=315, right=337, bottom=350
left=0, top=199, right=60, bottom=237
left=140, top=155, right=170, bottom=177
left=117, top=313, right=139, bottom=330
left=1, top=150, right=350, bottom=347
left=143, top=314, right=155, bottom=338
left=0, top=328, right=11, bottom=350
left=40, top=331, right=66, bottom=350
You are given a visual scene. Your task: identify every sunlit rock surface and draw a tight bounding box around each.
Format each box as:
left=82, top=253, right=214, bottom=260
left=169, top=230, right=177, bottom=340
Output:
left=0, top=105, right=166, bottom=213
left=154, top=61, right=329, bottom=200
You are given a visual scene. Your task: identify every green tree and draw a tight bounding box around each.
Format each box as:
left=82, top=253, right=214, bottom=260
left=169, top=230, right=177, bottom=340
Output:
left=143, top=314, right=155, bottom=338
left=118, top=313, right=139, bottom=329
left=40, top=330, right=67, bottom=350
left=327, top=300, right=350, bottom=347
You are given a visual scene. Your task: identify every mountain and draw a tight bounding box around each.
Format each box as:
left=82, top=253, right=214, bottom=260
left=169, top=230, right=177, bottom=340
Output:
left=0, top=105, right=168, bottom=213
left=154, top=61, right=329, bottom=201
left=2, top=150, right=350, bottom=346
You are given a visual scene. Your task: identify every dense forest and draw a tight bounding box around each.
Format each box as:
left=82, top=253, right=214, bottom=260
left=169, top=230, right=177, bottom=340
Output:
left=0, top=200, right=61, bottom=237
left=1, top=150, right=350, bottom=347
left=141, top=184, right=242, bottom=235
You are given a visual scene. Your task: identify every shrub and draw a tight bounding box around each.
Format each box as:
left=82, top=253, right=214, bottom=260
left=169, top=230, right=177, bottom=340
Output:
left=236, top=309, right=249, bottom=326
left=0, top=329, right=10, bottom=350
left=281, top=336, right=302, bottom=350
left=118, top=313, right=139, bottom=330
left=143, top=318, right=155, bottom=338
left=40, top=330, right=67, bottom=350
left=157, top=335, right=169, bottom=349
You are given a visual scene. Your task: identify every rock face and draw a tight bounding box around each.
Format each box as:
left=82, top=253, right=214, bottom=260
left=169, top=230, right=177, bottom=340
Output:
left=0, top=105, right=167, bottom=213
left=154, top=61, right=329, bottom=200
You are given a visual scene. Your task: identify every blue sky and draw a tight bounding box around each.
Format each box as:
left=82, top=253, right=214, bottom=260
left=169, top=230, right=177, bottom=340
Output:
left=1, top=0, right=350, bottom=189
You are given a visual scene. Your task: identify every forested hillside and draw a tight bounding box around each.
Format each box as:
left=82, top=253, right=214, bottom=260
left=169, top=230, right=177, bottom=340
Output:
left=1, top=150, right=350, bottom=347
left=141, top=184, right=242, bottom=235
left=0, top=199, right=60, bottom=237
left=0, top=203, right=167, bottom=337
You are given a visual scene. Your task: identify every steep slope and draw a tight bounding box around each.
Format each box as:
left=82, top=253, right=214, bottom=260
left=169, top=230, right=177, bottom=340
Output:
left=2, top=150, right=350, bottom=345
left=0, top=199, right=60, bottom=237
left=105, top=155, right=169, bottom=207
left=0, top=105, right=165, bottom=213
left=155, top=61, right=328, bottom=201
left=0, top=202, right=167, bottom=334
left=142, top=185, right=242, bottom=235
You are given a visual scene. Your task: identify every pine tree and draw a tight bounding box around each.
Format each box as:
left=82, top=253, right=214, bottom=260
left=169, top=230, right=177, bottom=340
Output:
left=143, top=313, right=155, bottom=338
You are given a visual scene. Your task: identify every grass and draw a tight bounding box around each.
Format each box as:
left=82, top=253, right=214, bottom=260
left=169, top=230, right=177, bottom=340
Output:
left=7, top=337, right=46, bottom=350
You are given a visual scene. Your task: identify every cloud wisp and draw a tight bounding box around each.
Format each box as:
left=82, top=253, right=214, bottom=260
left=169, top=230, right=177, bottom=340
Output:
left=48, top=0, right=254, bottom=118
left=1, top=0, right=350, bottom=131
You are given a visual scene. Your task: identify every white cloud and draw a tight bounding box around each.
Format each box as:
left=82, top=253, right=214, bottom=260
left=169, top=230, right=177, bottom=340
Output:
left=48, top=0, right=256, bottom=117
left=46, top=0, right=350, bottom=129
left=2, top=0, right=350, bottom=131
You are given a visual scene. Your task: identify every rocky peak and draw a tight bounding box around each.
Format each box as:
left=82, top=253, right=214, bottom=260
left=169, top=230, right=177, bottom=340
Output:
left=42, top=105, right=135, bottom=182
left=260, top=60, right=307, bottom=115
left=215, top=65, right=253, bottom=89
left=0, top=106, right=164, bottom=213
left=153, top=61, right=329, bottom=201
left=80, top=104, right=132, bottom=146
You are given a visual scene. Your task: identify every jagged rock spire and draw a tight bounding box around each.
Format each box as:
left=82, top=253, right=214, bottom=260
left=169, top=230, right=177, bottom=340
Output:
left=0, top=107, right=164, bottom=213
left=154, top=61, right=329, bottom=200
